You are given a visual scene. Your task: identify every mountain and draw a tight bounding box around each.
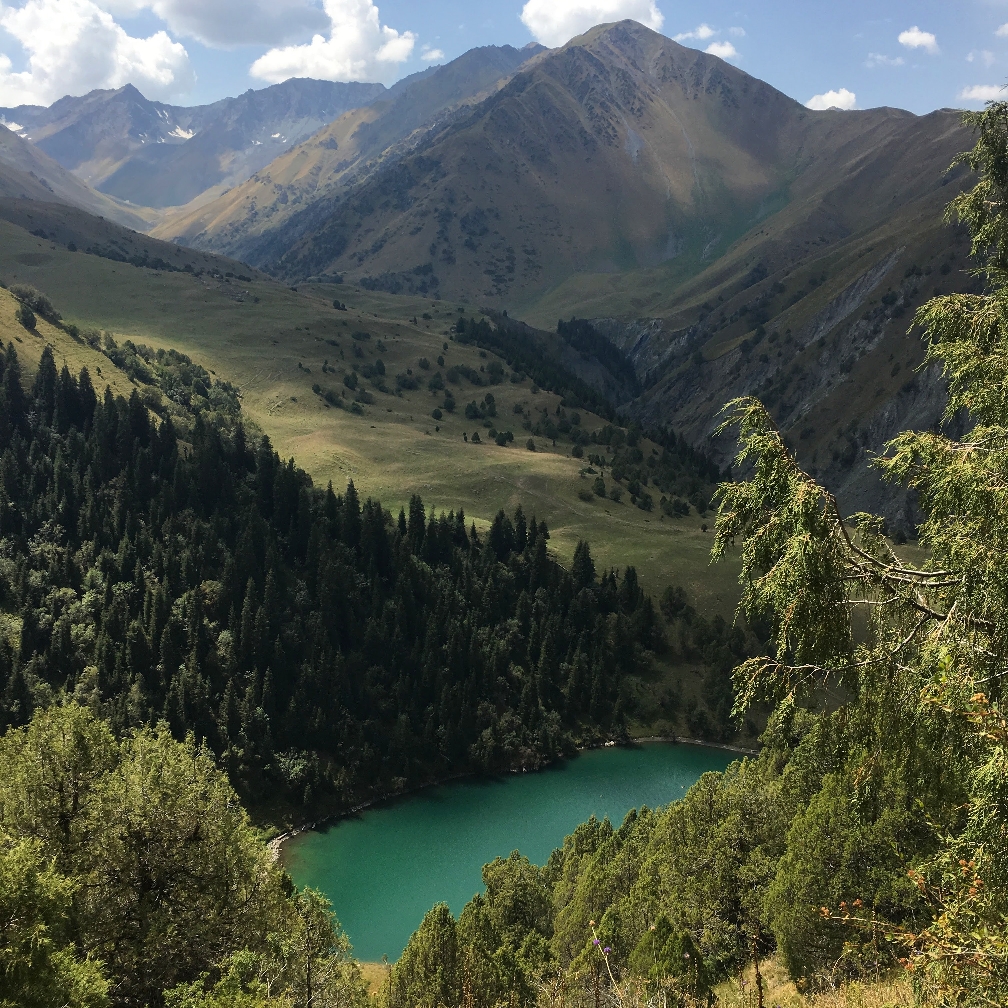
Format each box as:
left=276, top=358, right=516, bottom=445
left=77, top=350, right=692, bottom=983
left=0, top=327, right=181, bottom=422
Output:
left=154, top=20, right=972, bottom=527
left=153, top=43, right=546, bottom=250
left=165, top=22, right=966, bottom=311
left=1, top=78, right=386, bottom=209
left=0, top=124, right=157, bottom=230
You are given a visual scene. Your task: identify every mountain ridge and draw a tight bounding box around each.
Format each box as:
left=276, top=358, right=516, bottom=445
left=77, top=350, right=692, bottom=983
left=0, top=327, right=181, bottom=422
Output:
left=1, top=78, right=388, bottom=209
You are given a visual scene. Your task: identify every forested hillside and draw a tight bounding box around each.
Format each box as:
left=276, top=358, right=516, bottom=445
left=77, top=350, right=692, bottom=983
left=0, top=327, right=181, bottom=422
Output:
left=0, top=337, right=670, bottom=813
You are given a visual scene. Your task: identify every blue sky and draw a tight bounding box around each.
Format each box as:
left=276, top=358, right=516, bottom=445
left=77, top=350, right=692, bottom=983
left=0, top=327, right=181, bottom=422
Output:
left=2, top=0, right=1008, bottom=114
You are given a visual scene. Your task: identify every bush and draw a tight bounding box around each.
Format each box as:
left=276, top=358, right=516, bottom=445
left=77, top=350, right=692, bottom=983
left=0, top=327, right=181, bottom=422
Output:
left=432, top=408, right=443, bottom=420
left=442, top=395, right=456, bottom=412
left=495, top=430, right=513, bottom=447
left=578, top=489, right=595, bottom=502
left=608, top=485, right=622, bottom=502
left=465, top=401, right=480, bottom=420
left=15, top=305, right=36, bottom=330
left=471, top=431, right=482, bottom=444
left=11, top=284, right=59, bottom=324
left=343, top=372, right=358, bottom=391
left=418, top=357, right=430, bottom=370
left=593, top=476, right=606, bottom=497
left=526, top=439, right=536, bottom=451
left=571, top=444, right=584, bottom=458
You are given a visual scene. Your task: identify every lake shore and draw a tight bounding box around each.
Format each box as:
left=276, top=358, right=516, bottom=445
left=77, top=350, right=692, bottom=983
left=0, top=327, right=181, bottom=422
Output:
left=269, top=735, right=757, bottom=859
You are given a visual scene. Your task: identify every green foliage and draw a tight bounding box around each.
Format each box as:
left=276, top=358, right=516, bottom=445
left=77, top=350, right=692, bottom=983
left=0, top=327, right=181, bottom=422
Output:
left=705, top=101, right=1008, bottom=1001
left=1, top=704, right=366, bottom=1008
left=0, top=835, right=109, bottom=1008
left=15, top=304, right=36, bottom=330
left=11, top=284, right=60, bottom=325
left=0, top=341, right=656, bottom=812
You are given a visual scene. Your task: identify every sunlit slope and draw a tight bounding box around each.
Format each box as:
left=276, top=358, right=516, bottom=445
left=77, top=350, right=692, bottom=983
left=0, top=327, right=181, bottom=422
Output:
left=0, top=217, right=737, bottom=614
left=154, top=45, right=543, bottom=254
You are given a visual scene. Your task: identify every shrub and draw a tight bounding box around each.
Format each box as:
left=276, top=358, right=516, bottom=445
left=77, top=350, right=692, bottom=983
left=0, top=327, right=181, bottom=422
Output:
left=442, top=395, right=456, bottom=412
left=11, top=284, right=59, bottom=324
left=15, top=305, right=36, bottom=330
left=578, top=489, right=594, bottom=502
left=608, top=485, right=622, bottom=502
left=526, top=438, right=536, bottom=451
left=471, top=431, right=482, bottom=444
left=432, top=408, right=443, bottom=420
left=571, top=444, right=584, bottom=458
left=343, top=372, right=358, bottom=391
left=418, top=357, right=430, bottom=370
left=593, top=476, right=606, bottom=497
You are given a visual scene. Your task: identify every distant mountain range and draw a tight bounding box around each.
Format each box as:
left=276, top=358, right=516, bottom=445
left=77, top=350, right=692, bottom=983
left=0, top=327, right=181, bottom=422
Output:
left=1, top=78, right=387, bottom=209
left=0, top=125, right=155, bottom=230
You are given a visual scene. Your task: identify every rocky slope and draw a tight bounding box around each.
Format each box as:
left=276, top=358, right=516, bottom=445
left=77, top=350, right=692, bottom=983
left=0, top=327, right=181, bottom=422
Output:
left=153, top=44, right=544, bottom=250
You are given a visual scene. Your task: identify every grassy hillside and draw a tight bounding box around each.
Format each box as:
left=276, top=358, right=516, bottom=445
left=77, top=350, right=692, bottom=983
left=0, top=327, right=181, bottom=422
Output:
left=0, top=216, right=738, bottom=616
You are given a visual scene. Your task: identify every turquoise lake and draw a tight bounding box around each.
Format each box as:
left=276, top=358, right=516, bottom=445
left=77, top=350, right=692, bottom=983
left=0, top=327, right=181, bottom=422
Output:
left=281, top=742, right=734, bottom=961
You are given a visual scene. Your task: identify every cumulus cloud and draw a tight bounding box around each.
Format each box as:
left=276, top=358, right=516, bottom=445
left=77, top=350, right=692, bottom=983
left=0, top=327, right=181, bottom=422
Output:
left=250, top=0, right=416, bottom=84
left=728, top=26, right=745, bottom=38
left=866, top=52, right=904, bottom=68
left=705, top=40, right=738, bottom=61
left=95, top=0, right=328, bottom=48
left=806, top=88, right=857, bottom=111
left=959, top=84, right=1008, bottom=103
left=674, top=22, right=715, bottom=43
left=0, top=0, right=193, bottom=105
left=519, top=0, right=663, bottom=49
left=966, top=50, right=996, bottom=68
left=997, top=24, right=1008, bottom=39
left=421, top=46, right=444, bottom=62
left=898, top=26, right=939, bottom=55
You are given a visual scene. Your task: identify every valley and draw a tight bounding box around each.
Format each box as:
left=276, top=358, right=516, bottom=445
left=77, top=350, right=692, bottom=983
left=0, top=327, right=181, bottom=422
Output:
left=0, top=217, right=736, bottom=615
left=0, top=11, right=1004, bottom=1008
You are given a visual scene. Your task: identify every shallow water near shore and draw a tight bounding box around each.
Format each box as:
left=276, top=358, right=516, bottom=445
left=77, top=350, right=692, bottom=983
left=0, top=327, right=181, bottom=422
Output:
left=282, top=742, right=735, bottom=961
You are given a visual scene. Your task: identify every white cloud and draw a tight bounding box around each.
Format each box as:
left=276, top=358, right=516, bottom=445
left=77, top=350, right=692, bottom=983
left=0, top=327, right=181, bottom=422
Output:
left=997, top=23, right=1008, bottom=39
left=866, top=52, right=904, bottom=68
left=959, top=84, right=1008, bottom=103
left=1, top=116, right=24, bottom=130
left=94, top=0, right=328, bottom=48
left=250, top=0, right=416, bottom=85
left=728, top=26, right=745, bottom=38
left=421, top=46, right=444, bottom=62
left=519, top=0, right=663, bottom=49
left=674, top=22, right=715, bottom=43
left=806, top=88, right=857, bottom=111
left=705, top=40, right=738, bottom=61
left=966, top=50, right=996, bottom=68
left=0, top=0, right=193, bottom=105
left=898, top=25, right=939, bottom=55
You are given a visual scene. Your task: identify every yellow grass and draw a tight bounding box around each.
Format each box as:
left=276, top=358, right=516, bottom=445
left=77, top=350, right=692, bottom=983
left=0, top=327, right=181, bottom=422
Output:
left=715, top=958, right=914, bottom=1008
